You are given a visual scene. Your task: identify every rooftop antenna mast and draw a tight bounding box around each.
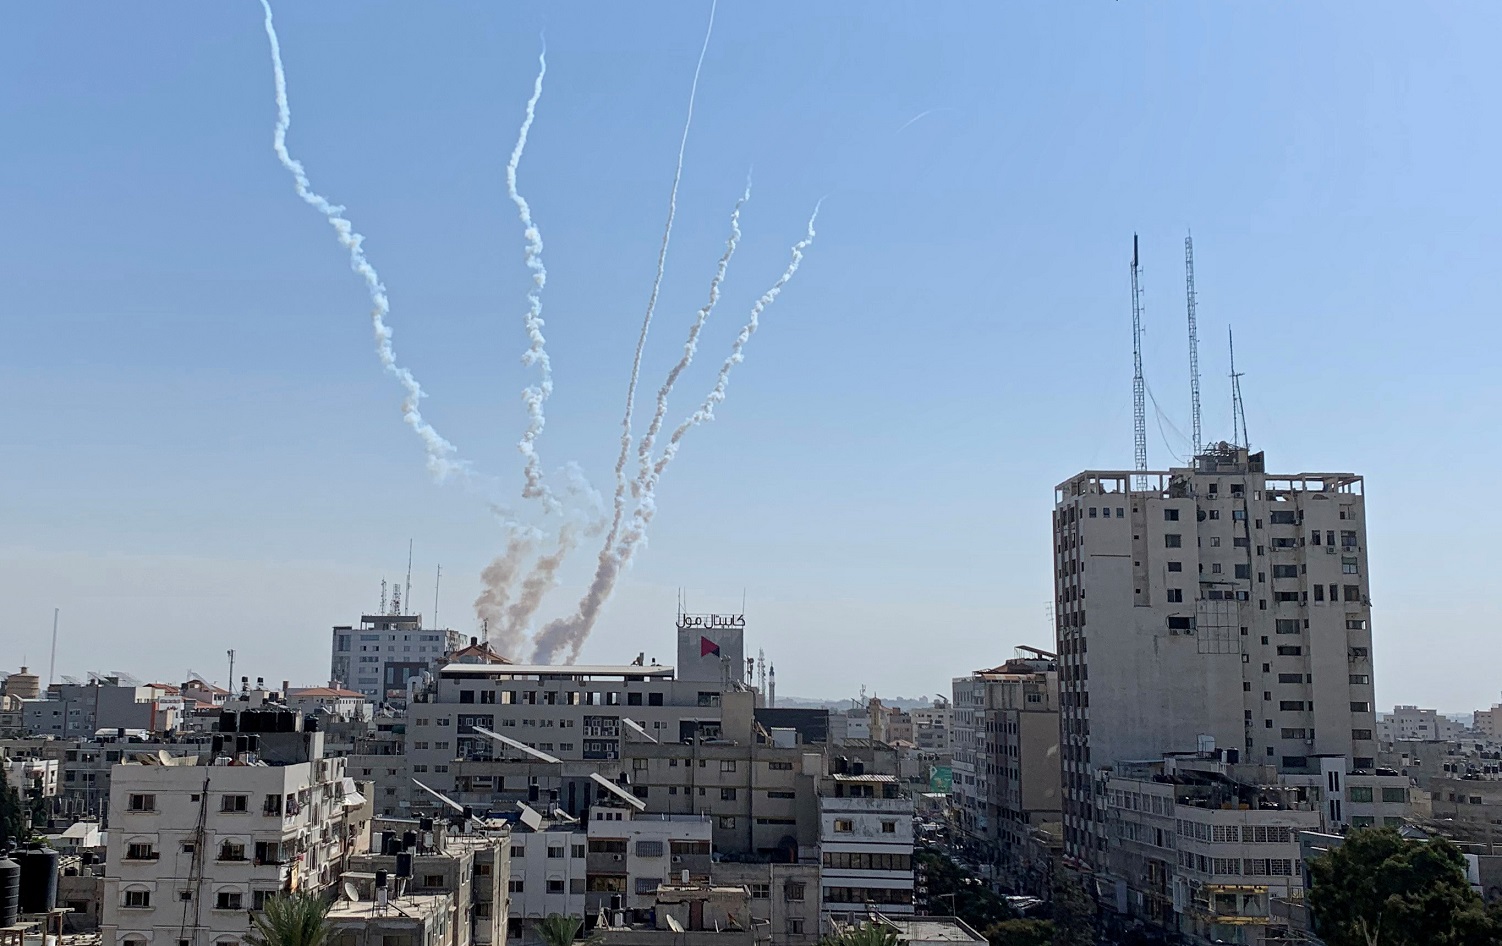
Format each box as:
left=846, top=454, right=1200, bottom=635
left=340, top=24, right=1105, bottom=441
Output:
left=1131, top=233, right=1148, bottom=489
left=1184, top=232, right=1202, bottom=458
left=1229, top=326, right=1249, bottom=447
left=226, top=649, right=235, bottom=692
left=405, top=540, right=414, bottom=617
left=48, top=608, right=59, bottom=688
left=433, top=564, right=442, bottom=629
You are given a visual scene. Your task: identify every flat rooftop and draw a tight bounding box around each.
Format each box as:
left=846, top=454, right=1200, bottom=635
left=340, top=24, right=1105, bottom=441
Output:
left=327, top=893, right=451, bottom=922
left=439, top=664, right=675, bottom=679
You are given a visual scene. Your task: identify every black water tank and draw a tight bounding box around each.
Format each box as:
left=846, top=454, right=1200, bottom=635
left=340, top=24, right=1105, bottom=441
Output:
left=19, top=846, right=58, bottom=914
left=402, top=831, right=417, bottom=850
left=418, top=817, right=434, bottom=833
left=211, top=735, right=226, bottom=755
left=219, top=711, right=238, bottom=733
left=304, top=716, right=319, bottom=733
left=0, top=852, right=19, bottom=929
left=375, top=869, right=389, bottom=890
left=395, top=852, right=413, bottom=878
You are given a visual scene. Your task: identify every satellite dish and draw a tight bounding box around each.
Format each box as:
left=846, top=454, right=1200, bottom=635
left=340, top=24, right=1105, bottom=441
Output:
left=343, top=881, right=361, bottom=902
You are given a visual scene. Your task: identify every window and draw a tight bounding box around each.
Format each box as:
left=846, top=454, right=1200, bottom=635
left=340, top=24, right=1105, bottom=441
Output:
left=1349, top=674, right=1370, bottom=685
left=1351, top=702, right=1371, bottom=713
left=571, top=844, right=586, bottom=859
left=1280, top=701, right=1307, bottom=711
left=1382, top=787, right=1407, bottom=803
left=1278, top=673, right=1303, bottom=684
left=1209, top=536, right=1222, bottom=547
left=1276, top=646, right=1302, bottom=656
left=1344, top=585, right=1361, bottom=602
left=459, top=690, right=475, bottom=704
left=1281, top=756, right=1308, bottom=769
left=1351, top=816, right=1375, bottom=828
left=1164, top=534, right=1182, bottom=548
left=508, top=879, right=524, bottom=894
left=1211, top=562, right=1223, bottom=574
left=635, top=841, right=664, bottom=857
left=648, top=692, right=664, bottom=706
left=547, top=846, right=565, bottom=859
left=547, top=879, right=565, bottom=894
left=1166, top=589, right=1183, bottom=603
left=480, top=690, right=496, bottom=704
left=221, top=794, right=248, bottom=813
left=1281, top=728, right=1308, bottom=739
left=179, top=890, right=193, bottom=902
left=1342, top=556, right=1359, bottom=575
left=126, top=842, right=156, bottom=861
left=721, top=788, right=738, bottom=801
left=1270, top=510, right=1297, bottom=525
left=786, top=919, right=806, bottom=935
left=1352, top=729, right=1373, bottom=741
left=749, top=883, right=770, bottom=900
left=769, top=761, right=794, bottom=771
left=881, top=820, right=897, bottom=834
left=215, top=891, right=243, bottom=911
left=1348, top=787, right=1373, bottom=803
left=1234, top=564, right=1250, bottom=580
left=1164, top=509, right=1180, bottom=521
left=720, top=760, right=738, bottom=773
left=1347, top=619, right=1368, bottom=630
left=718, top=816, right=736, bottom=829
left=1275, top=619, right=1300, bottom=635
left=784, top=883, right=806, bottom=902
left=634, top=878, right=659, bottom=896
left=1167, top=561, right=1182, bottom=572
left=1208, top=509, right=1220, bottom=520
left=1088, top=507, right=1097, bottom=518
left=833, top=819, right=854, bottom=833
left=123, top=889, right=151, bottom=908
left=1273, top=564, right=1298, bottom=578
left=627, top=693, right=642, bottom=706
left=1314, top=585, right=1325, bottom=601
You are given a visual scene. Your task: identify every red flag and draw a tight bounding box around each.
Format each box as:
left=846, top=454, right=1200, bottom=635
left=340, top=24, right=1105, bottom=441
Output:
left=700, top=636, right=721, bottom=657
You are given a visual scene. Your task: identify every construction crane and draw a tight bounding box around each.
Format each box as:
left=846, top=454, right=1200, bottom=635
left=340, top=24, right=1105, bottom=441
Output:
left=1184, top=233, right=1202, bottom=458
left=1131, top=234, right=1147, bottom=489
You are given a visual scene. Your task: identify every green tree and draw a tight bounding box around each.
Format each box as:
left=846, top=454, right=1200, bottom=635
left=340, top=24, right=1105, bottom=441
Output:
left=535, top=914, right=584, bottom=946
left=983, top=918, right=1054, bottom=946
left=246, top=891, right=333, bottom=946
left=0, top=766, right=26, bottom=843
left=818, top=922, right=901, bottom=946
left=1307, top=827, right=1499, bottom=946
left=916, top=850, right=1014, bottom=929
left=1047, top=871, right=1094, bottom=946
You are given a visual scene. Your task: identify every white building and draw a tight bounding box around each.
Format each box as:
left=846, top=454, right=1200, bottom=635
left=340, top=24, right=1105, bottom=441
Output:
left=5, top=756, right=60, bottom=798
left=330, top=613, right=467, bottom=703
left=506, top=822, right=588, bottom=942
left=909, top=703, right=952, bottom=753
left=100, top=710, right=372, bottom=946
left=1377, top=705, right=1463, bottom=744
left=586, top=804, right=715, bottom=914
left=818, top=772, right=914, bottom=924
left=1054, top=445, right=1378, bottom=864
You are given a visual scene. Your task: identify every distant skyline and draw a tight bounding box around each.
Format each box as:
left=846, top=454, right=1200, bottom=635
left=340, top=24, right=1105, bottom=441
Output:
left=4, top=2, right=1501, bottom=711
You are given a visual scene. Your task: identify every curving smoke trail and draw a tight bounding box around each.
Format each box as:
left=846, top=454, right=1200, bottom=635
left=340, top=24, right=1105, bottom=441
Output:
left=259, top=0, right=464, bottom=480
left=625, top=203, right=824, bottom=554
left=532, top=203, right=822, bottom=666
left=507, top=46, right=557, bottom=512
left=631, top=180, right=750, bottom=502
left=499, top=522, right=576, bottom=647
left=472, top=525, right=539, bottom=660
left=600, top=0, right=719, bottom=575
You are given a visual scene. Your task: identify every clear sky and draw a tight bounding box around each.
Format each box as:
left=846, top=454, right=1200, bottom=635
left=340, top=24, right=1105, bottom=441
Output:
left=3, top=2, right=1499, bottom=711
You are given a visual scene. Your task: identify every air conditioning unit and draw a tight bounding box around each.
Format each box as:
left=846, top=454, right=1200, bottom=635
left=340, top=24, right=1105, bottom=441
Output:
left=1325, top=546, right=1337, bottom=554
left=612, top=854, right=623, bottom=862
left=672, top=856, right=683, bottom=864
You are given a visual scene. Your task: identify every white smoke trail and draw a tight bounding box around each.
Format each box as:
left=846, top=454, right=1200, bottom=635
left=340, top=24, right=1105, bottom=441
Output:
left=259, top=0, right=464, bottom=480
left=473, top=525, right=539, bottom=660
left=624, top=203, right=824, bottom=556
left=630, top=180, right=749, bottom=502
left=600, top=0, right=719, bottom=574
left=500, top=522, right=576, bottom=645
left=508, top=46, right=557, bottom=512
left=532, top=203, right=823, bottom=666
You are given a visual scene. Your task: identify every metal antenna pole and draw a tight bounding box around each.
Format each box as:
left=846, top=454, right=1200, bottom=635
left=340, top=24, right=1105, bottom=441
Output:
left=227, top=649, right=236, bottom=692
left=433, top=564, right=442, bottom=629
left=1185, top=233, right=1202, bottom=458
left=1131, top=234, right=1148, bottom=489
left=49, top=608, right=59, bottom=687
left=405, top=539, right=414, bottom=617
left=1229, top=326, right=1249, bottom=448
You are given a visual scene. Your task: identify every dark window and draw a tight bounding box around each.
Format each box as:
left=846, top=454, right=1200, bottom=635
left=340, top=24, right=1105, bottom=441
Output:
left=648, top=692, right=664, bottom=706
left=459, top=690, right=476, bottom=704
left=1164, top=534, right=1183, bottom=548
left=627, top=693, right=643, bottom=706
left=1164, top=509, right=1180, bottom=521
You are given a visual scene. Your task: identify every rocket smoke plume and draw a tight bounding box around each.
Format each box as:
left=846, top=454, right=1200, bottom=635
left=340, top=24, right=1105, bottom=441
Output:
left=533, top=203, right=821, bottom=666
left=499, top=522, right=576, bottom=647
left=508, top=46, right=557, bottom=512
left=472, top=526, right=538, bottom=660
left=624, top=203, right=824, bottom=555
left=259, top=0, right=464, bottom=480
left=631, top=181, right=749, bottom=501
left=601, top=0, right=719, bottom=572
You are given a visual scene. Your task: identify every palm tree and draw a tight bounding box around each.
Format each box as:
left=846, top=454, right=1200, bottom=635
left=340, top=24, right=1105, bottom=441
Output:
left=245, top=891, right=334, bottom=946
left=818, top=921, right=901, bottom=946
left=534, top=914, right=584, bottom=946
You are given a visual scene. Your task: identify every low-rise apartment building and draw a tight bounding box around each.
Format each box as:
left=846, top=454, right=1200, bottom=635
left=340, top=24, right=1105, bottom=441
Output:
left=818, top=772, right=914, bottom=924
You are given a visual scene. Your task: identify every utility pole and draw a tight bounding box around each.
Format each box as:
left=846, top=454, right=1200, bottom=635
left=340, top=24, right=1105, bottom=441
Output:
left=1185, top=233, right=1202, bottom=458
left=405, top=539, right=414, bottom=618
left=1131, top=234, right=1148, bottom=489
left=226, top=649, right=236, bottom=692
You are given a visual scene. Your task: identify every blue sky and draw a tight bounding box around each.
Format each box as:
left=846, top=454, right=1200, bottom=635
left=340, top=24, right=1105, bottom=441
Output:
left=2, top=2, right=1499, bottom=711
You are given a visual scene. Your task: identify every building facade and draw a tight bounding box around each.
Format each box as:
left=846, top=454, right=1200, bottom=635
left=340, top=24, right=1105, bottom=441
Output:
left=330, top=613, right=467, bottom=703
left=1053, top=446, right=1378, bottom=863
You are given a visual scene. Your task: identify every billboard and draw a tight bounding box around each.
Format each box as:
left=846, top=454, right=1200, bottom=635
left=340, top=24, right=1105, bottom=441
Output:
left=675, top=613, right=746, bottom=684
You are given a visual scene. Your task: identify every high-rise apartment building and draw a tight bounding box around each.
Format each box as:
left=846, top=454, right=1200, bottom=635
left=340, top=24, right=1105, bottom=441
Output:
left=950, top=652, right=1061, bottom=890
left=330, top=614, right=467, bottom=703
left=1052, top=445, right=1377, bottom=862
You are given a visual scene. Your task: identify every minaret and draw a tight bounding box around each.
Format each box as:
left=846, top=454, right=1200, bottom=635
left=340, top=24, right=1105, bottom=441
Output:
left=768, top=665, right=776, bottom=708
